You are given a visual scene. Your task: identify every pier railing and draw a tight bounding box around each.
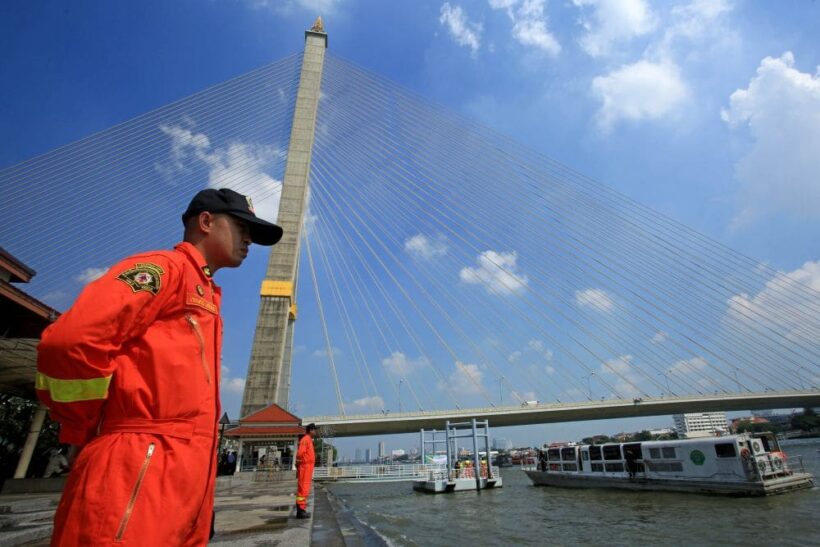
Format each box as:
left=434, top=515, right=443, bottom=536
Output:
left=313, top=463, right=446, bottom=483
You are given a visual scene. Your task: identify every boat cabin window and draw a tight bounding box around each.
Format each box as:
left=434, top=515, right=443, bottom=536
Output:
left=714, top=443, right=737, bottom=458
left=646, top=461, right=683, bottom=472
left=662, top=447, right=676, bottom=459
left=547, top=448, right=560, bottom=461
left=562, top=463, right=578, bottom=472
left=589, top=446, right=602, bottom=460
left=649, top=448, right=661, bottom=459
left=561, top=447, right=575, bottom=461
left=623, top=443, right=641, bottom=460
left=603, top=445, right=622, bottom=460
left=591, top=463, right=603, bottom=472
left=605, top=463, right=624, bottom=472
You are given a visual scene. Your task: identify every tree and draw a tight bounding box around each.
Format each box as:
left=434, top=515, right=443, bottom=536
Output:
left=791, top=409, right=820, bottom=432
left=0, top=394, right=61, bottom=486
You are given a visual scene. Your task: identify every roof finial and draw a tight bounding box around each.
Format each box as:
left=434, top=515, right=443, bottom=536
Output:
left=311, top=16, right=325, bottom=33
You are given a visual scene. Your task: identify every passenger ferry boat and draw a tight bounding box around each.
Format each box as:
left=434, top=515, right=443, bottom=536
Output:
left=525, top=433, right=813, bottom=496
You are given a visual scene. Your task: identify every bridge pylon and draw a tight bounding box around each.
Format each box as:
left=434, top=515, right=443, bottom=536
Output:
left=240, top=18, right=327, bottom=418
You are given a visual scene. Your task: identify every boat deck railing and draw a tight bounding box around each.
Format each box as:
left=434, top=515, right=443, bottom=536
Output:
left=313, top=463, right=446, bottom=482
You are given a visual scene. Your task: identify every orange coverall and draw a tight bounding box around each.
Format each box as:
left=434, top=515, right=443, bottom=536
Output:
left=295, top=434, right=315, bottom=510
left=36, top=242, right=222, bottom=546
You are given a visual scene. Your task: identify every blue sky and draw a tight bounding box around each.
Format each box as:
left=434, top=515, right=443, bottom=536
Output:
left=2, top=1, right=819, bottom=456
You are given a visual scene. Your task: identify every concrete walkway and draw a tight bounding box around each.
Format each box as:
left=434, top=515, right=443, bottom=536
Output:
left=0, top=473, right=378, bottom=546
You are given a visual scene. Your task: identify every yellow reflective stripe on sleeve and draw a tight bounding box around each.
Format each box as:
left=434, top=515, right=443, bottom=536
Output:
left=35, top=372, right=112, bottom=402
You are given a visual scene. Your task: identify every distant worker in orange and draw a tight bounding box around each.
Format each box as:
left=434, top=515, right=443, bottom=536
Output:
left=36, top=188, right=282, bottom=545
left=295, top=423, right=317, bottom=518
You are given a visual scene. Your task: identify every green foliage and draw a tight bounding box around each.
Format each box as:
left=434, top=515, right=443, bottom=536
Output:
left=314, top=438, right=338, bottom=465
left=791, top=409, right=820, bottom=431
left=0, top=395, right=61, bottom=482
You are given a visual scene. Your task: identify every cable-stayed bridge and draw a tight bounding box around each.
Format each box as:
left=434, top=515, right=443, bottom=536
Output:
left=2, top=22, right=818, bottom=435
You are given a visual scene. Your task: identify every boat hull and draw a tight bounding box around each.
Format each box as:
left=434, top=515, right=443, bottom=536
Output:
left=525, top=470, right=814, bottom=496
left=413, top=476, right=502, bottom=493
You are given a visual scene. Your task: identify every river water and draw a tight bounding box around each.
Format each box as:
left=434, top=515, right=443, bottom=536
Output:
left=327, top=439, right=820, bottom=546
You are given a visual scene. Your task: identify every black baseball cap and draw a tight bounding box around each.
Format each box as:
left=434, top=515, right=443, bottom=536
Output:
left=182, top=188, right=283, bottom=246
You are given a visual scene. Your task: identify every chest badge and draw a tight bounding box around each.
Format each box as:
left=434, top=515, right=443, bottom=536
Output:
left=196, top=284, right=205, bottom=296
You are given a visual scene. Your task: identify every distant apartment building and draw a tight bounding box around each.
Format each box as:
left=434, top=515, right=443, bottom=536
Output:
left=355, top=448, right=362, bottom=463
left=378, top=441, right=385, bottom=459
left=365, top=448, right=372, bottom=463
left=673, top=412, right=729, bottom=438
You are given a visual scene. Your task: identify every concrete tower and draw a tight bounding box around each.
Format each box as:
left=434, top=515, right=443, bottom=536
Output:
left=240, top=18, right=327, bottom=418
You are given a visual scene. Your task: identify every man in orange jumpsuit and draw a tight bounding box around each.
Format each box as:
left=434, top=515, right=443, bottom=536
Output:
left=295, top=423, right=317, bottom=518
left=36, top=188, right=282, bottom=545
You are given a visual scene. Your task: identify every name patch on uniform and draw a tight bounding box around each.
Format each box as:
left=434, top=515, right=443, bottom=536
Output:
left=187, top=295, right=218, bottom=314
left=116, top=263, right=164, bottom=295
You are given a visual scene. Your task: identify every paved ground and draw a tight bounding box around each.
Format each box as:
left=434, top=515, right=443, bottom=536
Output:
left=0, top=472, right=380, bottom=546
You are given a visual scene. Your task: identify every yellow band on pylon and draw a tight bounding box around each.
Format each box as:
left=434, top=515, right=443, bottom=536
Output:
left=260, top=280, right=293, bottom=300
left=289, top=304, right=298, bottom=320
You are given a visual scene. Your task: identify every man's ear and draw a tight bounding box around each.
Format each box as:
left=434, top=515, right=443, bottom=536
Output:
left=197, top=211, right=214, bottom=234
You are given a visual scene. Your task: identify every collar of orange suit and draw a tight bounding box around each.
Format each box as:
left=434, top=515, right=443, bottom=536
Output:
left=174, top=242, right=217, bottom=282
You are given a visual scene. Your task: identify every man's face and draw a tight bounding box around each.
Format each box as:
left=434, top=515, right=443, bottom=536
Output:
left=204, top=213, right=252, bottom=269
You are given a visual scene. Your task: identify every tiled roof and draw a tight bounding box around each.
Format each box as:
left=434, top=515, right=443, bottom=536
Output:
left=242, top=403, right=301, bottom=423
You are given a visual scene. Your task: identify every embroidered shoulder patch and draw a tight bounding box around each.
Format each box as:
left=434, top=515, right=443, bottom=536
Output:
left=116, top=263, right=165, bottom=295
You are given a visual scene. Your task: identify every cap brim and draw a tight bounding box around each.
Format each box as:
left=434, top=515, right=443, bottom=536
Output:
left=229, top=212, right=283, bottom=246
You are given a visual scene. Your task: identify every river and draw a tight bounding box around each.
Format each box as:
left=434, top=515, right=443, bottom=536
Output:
left=326, top=439, right=820, bottom=546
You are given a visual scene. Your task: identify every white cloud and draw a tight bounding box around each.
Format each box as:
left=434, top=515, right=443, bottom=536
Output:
left=651, top=331, right=668, bottom=344
left=574, top=287, right=614, bottom=312
left=382, top=351, right=428, bottom=377
left=507, top=350, right=522, bottom=363
left=657, top=0, right=733, bottom=56
left=724, top=260, right=820, bottom=344
left=460, top=250, right=529, bottom=295
left=158, top=124, right=284, bottom=223
left=489, top=0, right=560, bottom=56
left=600, top=354, right=642, bottom=397
left=544, top=364, right=556, bottom=375
left=220, top=366, right=246, bottom=396
left=74, top=267, right=107, bottom=284
left=222, top=376, right=246, bottom=395
left=721, top=52, right=820, bottom=225
left=592, top=59, right=688, bottom=132
left=527, top=339, right=545, bottom=352
left=205, top=142, right=283, bottom=221
left=345, top=395, right=384, bottom=412
left=313, top=346, right=342, bottom=358
left=668, top=356, right=708, bottom=376
left=440, top=3, right=482, bottom=55
left=404, top=234, right=448, bottom=260
left=438, top=361, right=485, bottom=395
left=573, top=0, right=656, bottom=58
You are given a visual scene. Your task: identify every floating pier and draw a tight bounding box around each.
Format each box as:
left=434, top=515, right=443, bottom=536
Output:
left=413, top=419, right=502, bottom=493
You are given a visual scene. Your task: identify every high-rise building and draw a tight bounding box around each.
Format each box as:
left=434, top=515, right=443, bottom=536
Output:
left=355, top=448, right=362, bottom=463
left=365, top=448, right=372, bottom=463
left=378, top=441, right=385, bottom=459
left=673, top=412, right=728, bottom=438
